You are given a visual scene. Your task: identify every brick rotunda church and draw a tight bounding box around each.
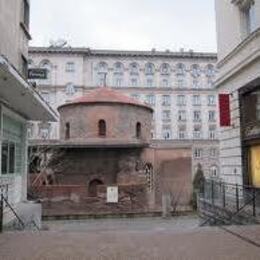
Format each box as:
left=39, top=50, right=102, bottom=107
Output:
left=29, top=87, right=192, bottom=216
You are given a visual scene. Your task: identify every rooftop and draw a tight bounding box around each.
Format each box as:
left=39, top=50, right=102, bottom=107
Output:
left=29, top=46, right=217, bottom=59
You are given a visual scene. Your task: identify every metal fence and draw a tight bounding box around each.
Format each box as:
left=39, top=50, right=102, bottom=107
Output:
left=199, top=179, right=260, bottom=219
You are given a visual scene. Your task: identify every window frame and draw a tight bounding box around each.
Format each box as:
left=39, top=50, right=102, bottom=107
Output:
left=1, top=141, right=16, bottom=175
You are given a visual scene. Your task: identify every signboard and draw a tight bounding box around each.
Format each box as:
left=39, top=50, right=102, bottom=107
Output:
left=219, top=94, right=231, bottom=127
left=107, top=186, right=118, bottom=203
left=28, top=68, right=47, bottom=79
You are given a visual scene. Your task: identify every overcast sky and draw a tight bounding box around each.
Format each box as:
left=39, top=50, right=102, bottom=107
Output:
left=30, top=0, right=217, bottom=52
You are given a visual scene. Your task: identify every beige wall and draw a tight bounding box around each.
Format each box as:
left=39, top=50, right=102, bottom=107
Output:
left=0, top=0, right=30, bottom=73
left=215, top=0, right=260, bottom=61
left=215, top=0, right=260, bottom=185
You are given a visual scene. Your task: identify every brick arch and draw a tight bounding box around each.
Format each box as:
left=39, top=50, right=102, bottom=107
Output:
left=88, top=179, right=104, bottom=197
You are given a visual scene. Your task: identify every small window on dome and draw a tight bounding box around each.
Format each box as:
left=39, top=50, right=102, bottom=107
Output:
left=136, top=122, right=141, bottom=138
left=65, top=122, right=70, bottom=140
left=98, top=120, right=106, bottom=137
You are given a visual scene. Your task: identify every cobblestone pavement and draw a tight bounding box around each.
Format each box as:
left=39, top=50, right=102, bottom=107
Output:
left=1, top=216, right=260, bottom=260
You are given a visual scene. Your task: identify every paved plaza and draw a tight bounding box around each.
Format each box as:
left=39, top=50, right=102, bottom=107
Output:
left=1, top=216, right=260, bottom=259
left=0, top=216, right=260, bottom=260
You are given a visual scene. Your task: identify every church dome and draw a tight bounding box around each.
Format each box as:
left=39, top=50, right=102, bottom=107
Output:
left=58, top=87, right=152, bottom=111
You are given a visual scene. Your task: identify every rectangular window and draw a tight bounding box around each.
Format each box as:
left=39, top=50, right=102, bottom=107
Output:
left=178, top=110, right=186, bottom=121
left=131, top=78, right=138, bottom=87
left=193, top=111, right=201, bottom=122
left=162, top=110, right=171, bottom=121
left=193, top=95, right=201, bottom=106
left=192, top=79, right=199, bottom=88
left=209, top=111, right=216, bottom=122
left=131, top=93, right=140, bottom=100
left=147, top=78, right=154, bottom=88
left=178, top=125, right=186, bottom=140
left=177, top=95, right=186, bottom=106
left=162, top=95, right=171, bottom=106
left=193, top=125, right=202, bottom=139
left=162, top=125, right=171, bottom=140
left=1, top=142, right=15, bottom=174
left=115, top=78, right=123, bottom=87
left=146, top=95, right=155, bottom=106
left=162, top=79, right=169, bottom=88
left=209, top=126, right=217, bottom=140
left=66, top=62, right=75, bottom=72
left=210, top=148, right=217, bottom=157
left=208, top=95, right=216, bottom=106
left=194, top=148, right=203, bottom=159
left=177, top=75, right=185, bottom=88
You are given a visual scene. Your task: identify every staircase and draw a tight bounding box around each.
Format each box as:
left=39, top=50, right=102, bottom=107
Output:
left=197, top=179, right=260, bottom=226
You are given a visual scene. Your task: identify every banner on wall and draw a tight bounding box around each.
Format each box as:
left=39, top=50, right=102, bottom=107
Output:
left=219, top=94, right=231, bottom=127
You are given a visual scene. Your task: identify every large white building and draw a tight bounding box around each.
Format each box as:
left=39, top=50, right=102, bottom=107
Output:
left=28, top=46, right=220, bottom=177
left=215, top=0, right=260, bottom=186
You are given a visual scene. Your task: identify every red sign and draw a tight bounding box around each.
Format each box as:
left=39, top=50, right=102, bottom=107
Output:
left=219, top=94, right=231, bottom=127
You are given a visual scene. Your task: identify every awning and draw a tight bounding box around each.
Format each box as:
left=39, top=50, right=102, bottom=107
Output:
left=0, top=56, right=58, bottom=121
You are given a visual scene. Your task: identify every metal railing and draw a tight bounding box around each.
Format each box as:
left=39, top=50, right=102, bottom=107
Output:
left=0, top=184, right=40, bottom=232
left=198, top=179, right=260, bottom=225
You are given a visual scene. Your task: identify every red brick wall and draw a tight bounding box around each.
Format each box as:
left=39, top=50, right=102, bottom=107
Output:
left=39, top=184, right=148, bottom=216
left=59, top=103, right=152, bottom=143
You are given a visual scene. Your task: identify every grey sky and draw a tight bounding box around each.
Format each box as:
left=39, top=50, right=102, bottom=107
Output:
left=30, top=0, right=217, bottom=52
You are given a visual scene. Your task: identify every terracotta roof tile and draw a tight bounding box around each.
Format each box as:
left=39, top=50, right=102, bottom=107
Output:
left=59, top=87, right=153, bottom=111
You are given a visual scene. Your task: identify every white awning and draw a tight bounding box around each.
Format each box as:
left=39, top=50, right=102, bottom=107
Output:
left=0, top=56, right=58, bottom=121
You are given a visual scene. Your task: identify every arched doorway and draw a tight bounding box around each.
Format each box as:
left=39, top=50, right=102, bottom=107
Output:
left=88, top=179, right=104, bottom=197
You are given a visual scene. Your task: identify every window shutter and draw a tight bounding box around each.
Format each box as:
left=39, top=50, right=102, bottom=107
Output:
left=219, top=94, right=231, bottom=127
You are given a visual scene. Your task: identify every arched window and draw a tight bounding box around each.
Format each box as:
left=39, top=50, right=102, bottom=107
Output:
left=65, top=122, right=70, bottom=139
left=160, top=63, right=170, bottom=75
left=129, top=62, right=139, bottom=75
left=88, top=179, right=104, bottom=197
left=97, top=62, right=108, bottom=72
left=114, top=62, right=124, bottom=74
left=176, top=63, right=185, bottom=75
left=191, top=64, right=201, bottom=78
left=136, top=122, right=141, bottom=138
left=98, top=120, right=106, bottom=137
left=205, top=64, right=215, bottom=78
left=145, top=63, right=155, bottom=75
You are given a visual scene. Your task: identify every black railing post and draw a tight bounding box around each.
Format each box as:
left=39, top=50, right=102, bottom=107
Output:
left=253, top=188, right=256, bottom=217
left=0, top=194, right=3, bottom=233
left=236, top=184, right=239, bottom=212
left=222, top=182, right=226, bottom=208
left=211, top=180, right=214, bottom=205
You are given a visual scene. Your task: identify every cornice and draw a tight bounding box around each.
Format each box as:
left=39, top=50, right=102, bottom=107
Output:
left=29, top=47, right=217, bottom=60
